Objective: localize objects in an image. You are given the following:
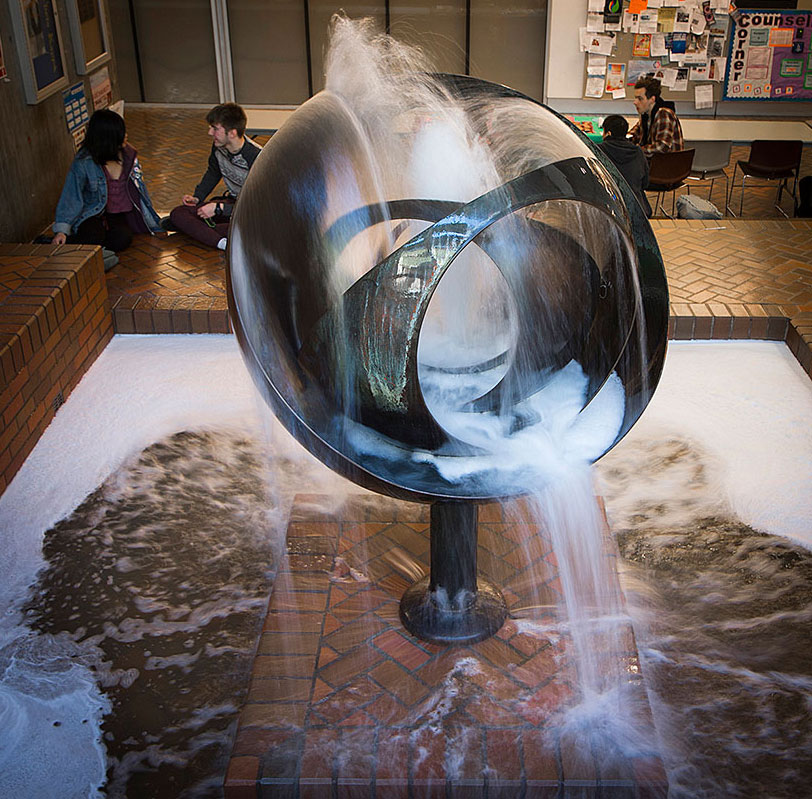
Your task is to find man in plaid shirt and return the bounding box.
[629,77,684,155]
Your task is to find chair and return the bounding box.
[646,148,695,218]
[727,140,803,218]
[684,139,732,211]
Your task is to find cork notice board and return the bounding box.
[581,0,732,105]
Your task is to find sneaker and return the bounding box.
[159,216,177,232]
[102,249,119,272]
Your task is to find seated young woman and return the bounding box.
[51,109,162,262]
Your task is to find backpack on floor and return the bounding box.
[676,194,722,220]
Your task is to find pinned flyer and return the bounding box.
[650,32,668,56]
[586,34,614,55]
[690,6,707,34]
[639,10,659,32]
[709,57,726,81]
[694,83,714,108]
[585,75,605,98]
[605,62,627,92]
[660,67,679,87]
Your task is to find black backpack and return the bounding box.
[796,176,812,218]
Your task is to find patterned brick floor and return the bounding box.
[107,108,812,375]
[0,248,49,304]
[225,493,665,798]
[104,109,809,797]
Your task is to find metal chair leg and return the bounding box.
[739,173,747,217]
[726,164,738,217]
[775,177,791,218]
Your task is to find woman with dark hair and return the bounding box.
[51,109,161,267]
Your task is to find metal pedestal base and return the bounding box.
[400,576,508,644]
[399,500,508,645]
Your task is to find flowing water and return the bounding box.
[598,438,812,799]
[1,338,810,797]
[19,432,275,798]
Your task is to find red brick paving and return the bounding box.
[103,109,812,376]
[0,244,113,494]
[225,494,664,798]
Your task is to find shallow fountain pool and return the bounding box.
[0,336,810,797]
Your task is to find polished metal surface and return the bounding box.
[227,75,668,504]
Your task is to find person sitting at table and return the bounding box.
[629,77,684,156]
[51,109,162,269]
[597,114,652,218]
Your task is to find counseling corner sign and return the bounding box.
[724,9,812,100]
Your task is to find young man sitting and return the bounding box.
[166,103,261,250]
[629,77,684,156]
[597,114,652,217]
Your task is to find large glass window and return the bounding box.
[389,0,467,76]
[228,0,310,105]
[131,0,219,103]
[108,0,547,105]
[470,0,546,101]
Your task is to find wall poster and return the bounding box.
[7,0,69,103]
[725,9,812,100]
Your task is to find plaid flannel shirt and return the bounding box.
[629,107,684,155]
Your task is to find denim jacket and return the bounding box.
[53,145,162,235]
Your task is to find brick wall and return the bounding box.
[0,244,113,495]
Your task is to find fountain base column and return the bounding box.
[399,501,508,644]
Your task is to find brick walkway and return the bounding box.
[225,493,666,798]
[107,107,812,377]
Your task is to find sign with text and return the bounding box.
[724,9,812,99]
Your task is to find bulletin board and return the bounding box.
[581,0,733,108]
[724,9,812,100]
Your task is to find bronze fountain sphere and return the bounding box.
[227,76,668,644]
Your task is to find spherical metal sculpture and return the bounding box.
[227,75,668,644]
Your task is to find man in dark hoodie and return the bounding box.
[629,77,684,155]
[598,115,652,217]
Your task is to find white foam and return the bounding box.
[0,335,264,799]
[606,341,812,547]
[0,336,811,795]
[0,335,261,611]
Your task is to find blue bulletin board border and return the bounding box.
[724,8,812,101]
